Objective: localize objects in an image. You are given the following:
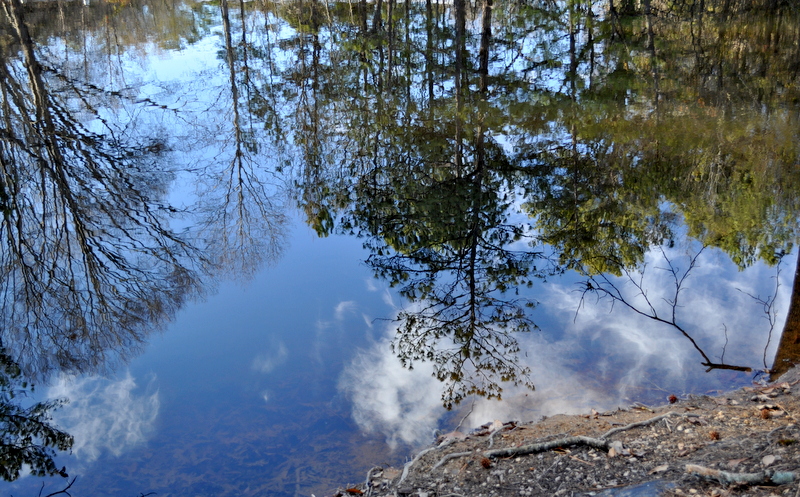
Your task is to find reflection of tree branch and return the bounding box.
[578,248,752,373]
[40,477,76,497]
[736,256,783,369]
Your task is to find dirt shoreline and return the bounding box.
[331,367,800,497]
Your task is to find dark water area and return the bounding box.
[0,0,799,495]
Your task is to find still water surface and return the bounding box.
[1,0,799,495]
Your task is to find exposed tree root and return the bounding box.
[686,464,796,485]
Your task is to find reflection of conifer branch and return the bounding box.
[577,247,752,373]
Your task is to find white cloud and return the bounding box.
[365,278,379,292]
[47,372,159,462]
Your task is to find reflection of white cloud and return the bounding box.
[339,334,444,449]
[334,301,357,321]
[340,322,613,448]
[365,278,379,292]
[47,372,159,462]
[251,342,288,373]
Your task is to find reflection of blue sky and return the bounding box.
[7,217,397,496]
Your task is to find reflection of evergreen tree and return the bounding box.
[0,345,72,482]
[516,1,800,274]
[348,152,547,408]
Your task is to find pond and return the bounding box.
[1,0,799,495]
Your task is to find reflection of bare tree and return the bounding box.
[195,0,287,278]
[0,0,205,376]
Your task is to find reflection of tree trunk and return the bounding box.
[644,0,654,51]
[221,0,244,161]
[645,0,659,110]
[567,2,577,97]
[404,0,411,118]
[586,5,595,90]
[478,0,491,92]
[772,250,800,377]
[371,0,383,33]
[425,0,434,111]
[359,0,367,32]
[387,0,394,91]
[453,0,465,172]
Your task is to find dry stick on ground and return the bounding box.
[432,451,476,470]
[399,446,438,486]
[364,466,383,495]
[601,411,700,439]
[686,464,796,485]
[488,423,517,448]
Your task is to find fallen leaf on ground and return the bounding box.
[726,458,747,469]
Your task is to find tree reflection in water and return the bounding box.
[0,0,208,378]
[1,0,800,488]
[288,0,800,407]
[0,0,286,481]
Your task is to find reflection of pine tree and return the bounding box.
[349,147,551,408]
[0,345,73,481]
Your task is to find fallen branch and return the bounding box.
[485,435,609,459]
[686,464,796,485]
[601,411,700,439]
[427,411,705,472]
